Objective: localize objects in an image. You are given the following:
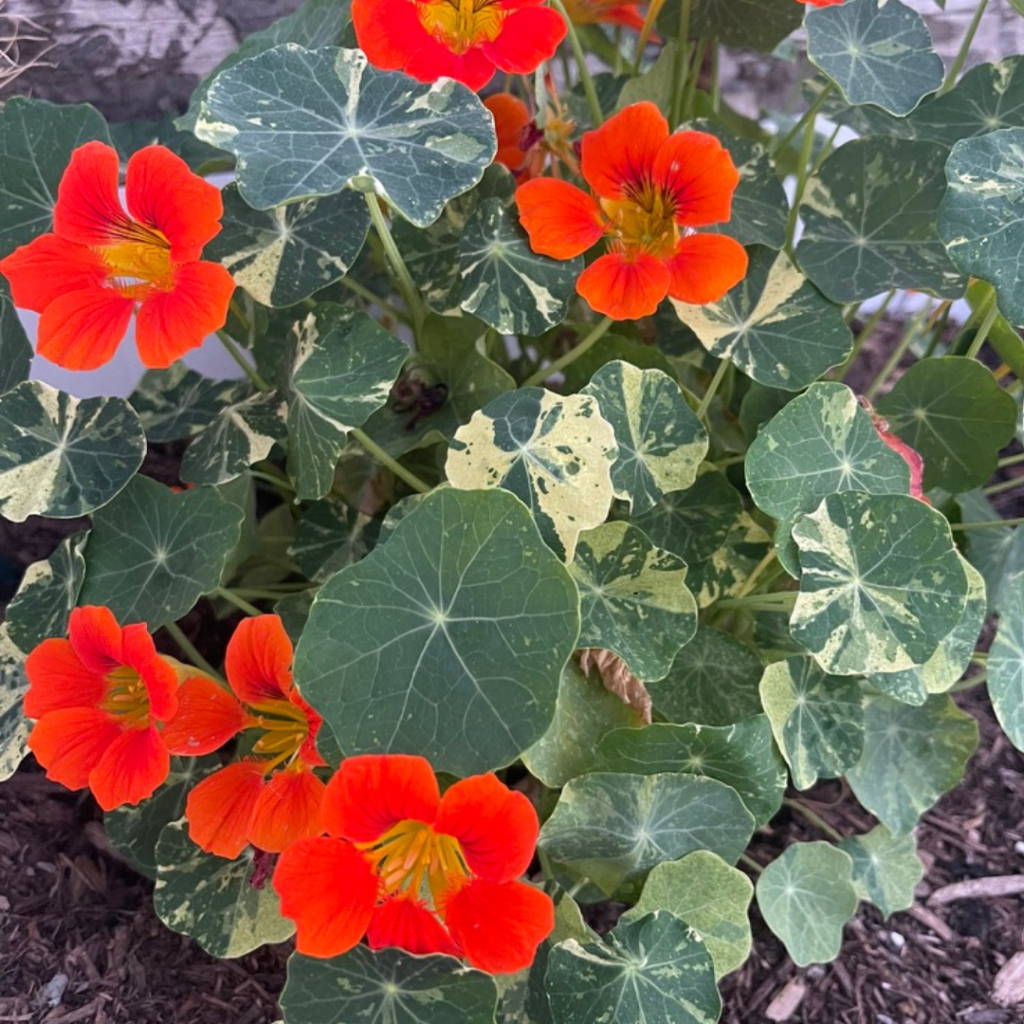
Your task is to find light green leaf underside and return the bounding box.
[987,584,1024,753]
[0,626,29,783]
[839,826,924,918]
[0,281,32,395]
[130,365,250,443]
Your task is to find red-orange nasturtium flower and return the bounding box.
[273,754,555,974]
[561,0,646,30]
[796,0,846,7]
[352,0,568,92]
[24,606,180,811]
[515,101,749,320]
[161,615,327,859]
[0,141,234,372]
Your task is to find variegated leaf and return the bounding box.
[0,625,29,783]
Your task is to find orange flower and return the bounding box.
[797,0,846,6]
[485,83,579,182]
[0,142,234,372]
[24,606,180,811]
[561,0,646,29]
[352,0,567,92]
[162,615,327,858]
[273,754,555,974]
[485,94,537,176]
[515,102,749,320]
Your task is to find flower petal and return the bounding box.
[28,707,121,790]
[125,145,224,264]
[0,234,108,313]
[36,286,134,371]
[321,754,440,842]
[482,7,567,76]
[580,101,669,201]
[273,837,378,958]
[435,774,539,884]
[665,233,748,306]
[24,639,105,719]
[186,761,266,859]
[88,724,170,810]
[654,131,741,228]
[120,623,179,721]
[247,768,326,853]
[515,178,605,260]
[367,896,461,957]
[406,43,497,91]
[353,0,434,71]
[134,261,234,369]
[485,94,532,172]
[224,614,294,706]
[161,676,247,756]
[68,606,125,673]
[444,879,555,974]
[52,141,132,247]
[576,250,670,320]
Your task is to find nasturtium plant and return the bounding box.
[2,1,1023,1021]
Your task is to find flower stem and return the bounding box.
[163,621,221,681]
[696,358,730,420]
[783,798,844,843]
[551,0,604,127]
[213,586,264,617]
[364,191,427,334]
[670,0,694,128]
[350,427,432,495]
[216,331,271,392]
[522,316,615,388]
[998,452,1024,469]
[965,295,1000,360]
[942,0,990,93]
[770,81,834,157]
[785,110,818,254]
[632,0,668,73]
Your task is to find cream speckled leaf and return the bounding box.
[621,853,753,979]
[987,583,1024,753]
[130,365,250,443]
[0,281,31,395]
[805,0,943,116]
[839,826,923,919]
[206,183,370,307]
[756,842,858,967]
[0,382,146,522]
[746,382,912,576]
[446,388,617,560]
[759,656,865,791]
[195,46,496,227]
[847,694,978,835]
[791,492,968,675]
[154,820,294,958]
[582,361,707,516]
[670,247,851,392]
[546,912,721,1024]
[0,626,29,783]
[569,522,697,683]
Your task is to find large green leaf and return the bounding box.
[568,522,697,683]
[756,842,858,967]
[130,365,250,443]
[581,361,708,515]
[746,382,911,575]
[939,127,1024,326]
[593,717,786,827]
[545,912,721,1024]
[797,138,964,302]
[0,281,31,395]
[805,0,943,116]
[0,97,112,258]
[847,694,978,835]
[154,821,294,958]
[0,626,29,783]
[759,656,865,790]
[295,487,579,776]
[538,772,755,897]
[446,388,617,560]
[688,0,801,52]
[620,853,753,980]
[839,826,923,918]
[876,357,1018,493]
[670,247,851,391]
[195,47,496,228]
[79,475,245,628]
[282,946,499,1024]
[206,183,370,307]
[987,584,1024,753]
[0,382,146,522]
[791,492,968,675]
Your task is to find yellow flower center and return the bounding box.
[561,0,631,23]
[248,698,311,774]
[601,185,679,258]
[416,0,507,54]
[102,666,152,726]
[97,223,175,299]
[359,819,470,906]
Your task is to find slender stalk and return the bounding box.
[338,275,408,322]
[551,0,604,127]
[632,0,668,72]
[522,316,615,387]
[247,469,295,496]
[998,452,1024,469]
[696,359,730,420]
[670,0,694,128]
[715,591,797,611]
[983,475,1024,498]
[214,586,264,617]
[739,853,764,874]
[942,0,991,93]
[864,310,927,401]
[350,427,432,494]
[783,798,844,843]
[965,298,1000,360]
[232,586,316,602]
[951,516,1024,531]
[735,550,778,599]
[710,40,721,114]
[164,621,221,681]
[770,82,834,157]
[785,112,817,253]
[364,192,427,333]
[216,331,271,391]
[838,290,897,381]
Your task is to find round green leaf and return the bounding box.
[875,356,1018,493]
[282,946,499,1024]
[0,625,29,783]
[839,826,924,919]
[582,361,708,515]
[688,0,801,52]
[154,820,294,958]
[195,46,496,228]
[538,772,755,897]
[80,474,245,628]
[130,365,250,443]
[939,127,1024,326]
[445,388,617,560]
[568,522,697,683]
[847,694,978,835]
[0,382,146,522]
[746,382,911,575]
[756,842,858,967]
[791,492,968,675]
[670,247,851,391]
[593,717,787,827]
[759,656,865,791]
[295,487,580,776]
[0,280,32,395]
[621,852,754,979]
[987,584,1024,753]
[207,183,370,307]
[805,0,943,116]
[546,911,721,1024]
[797,138,964,303]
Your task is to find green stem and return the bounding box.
[364,191,427,333]
[232,586,315,602]
[632,0,667,73]
[785,111,817,254]
[710,40,721,114]
[247,469,295,496]
[339,275,408,323]
[998,452,1024,469]
[739,853,764,875]
[214,587,264,617]
[670,0,694,128]
[951,516,1024,531]
[864,311,926,402]
[965,296,1000,360]
[715,591,797,611]
[770,81,835,157]
[837,290,897,381]
[350,427,432,494]
[216,331,271,391]
[735,550,778,599]
[551,0,604,127]
[983,475,1024,498]
[783,798,844,843]
[522,316,614,387]
[696,358,730,420]
[942,0,991,93]
[163,621,221,681]
[681,38,707,123]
